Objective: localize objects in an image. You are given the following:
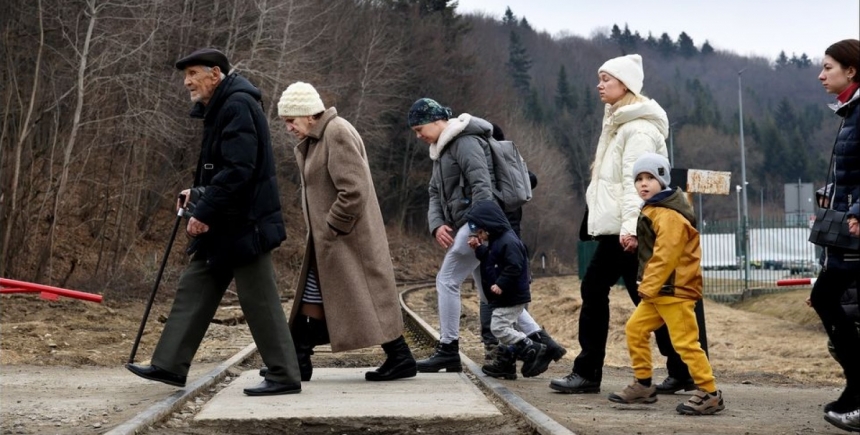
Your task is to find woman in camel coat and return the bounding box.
[277,81,416,382]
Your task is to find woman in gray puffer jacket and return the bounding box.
[406,98,561,373]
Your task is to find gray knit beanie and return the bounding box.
[632,153,671,188]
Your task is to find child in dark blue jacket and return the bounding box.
[465,200,554,379]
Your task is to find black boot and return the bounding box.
[482,345,517,380]
[295,342,314,382]
[514,338,552,378]
[295,315,328,382]
[259,315,329,379]
[528,329,567,362]
[416,340,462,373]
[366,335,418,381]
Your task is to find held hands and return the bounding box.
[435,224,455,249]
[620,234,638,253]
[491,284,502,295]
[467,235,481,249]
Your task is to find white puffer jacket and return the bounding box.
[585,98,669,237]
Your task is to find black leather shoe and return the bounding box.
[655,376,696,394]
[549,372,600,394]
[243,379,302,396]
[126,363,186,387]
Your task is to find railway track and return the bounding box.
[104,281,573,435]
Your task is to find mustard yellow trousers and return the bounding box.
[625,296,716,393]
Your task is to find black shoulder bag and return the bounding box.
[808,129,860,251]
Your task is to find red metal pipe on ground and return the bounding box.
[776,278,816,287]
[0,278,103,303]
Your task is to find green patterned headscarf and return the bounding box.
[407,98,452,127]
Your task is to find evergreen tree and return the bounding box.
[610,24,622,44]
[797,53,812,68]
[789,53,800,67]
[677,32,697,57]
[519,17,532,31]
[555,64,576,112]
[621,24,636,52]
[775,51,789,69]
[525,87,544,122]
[506,30,533,95]
[502,6,516,25]
[701,40,714,55]
[658,32,675,57]
[644,32,658,49]
[583,84,597,115]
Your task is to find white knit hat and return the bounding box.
[278,82,325,117]
[598,54,644,96]
[633,152,671,188]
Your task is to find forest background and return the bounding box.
[0,0,836,298]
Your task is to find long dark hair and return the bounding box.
[825,39,860,83]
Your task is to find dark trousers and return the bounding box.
[152,252,301,384]
[480,301,498,345]
[572,237,698,383]
[811,266,860,398]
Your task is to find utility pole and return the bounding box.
[738,69,750,291]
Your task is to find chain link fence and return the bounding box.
[577,217,819,303]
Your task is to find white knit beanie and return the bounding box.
[633,152,671,188]
[598,54,644,96]
[278,82,325,117]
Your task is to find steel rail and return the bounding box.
[106,280,574,434]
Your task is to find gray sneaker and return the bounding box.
[824,408,860,432]
[676,389,725,415]
[608,381,658,404]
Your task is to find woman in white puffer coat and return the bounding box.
[551,54,701,396]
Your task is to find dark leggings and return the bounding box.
[811,266,860,400]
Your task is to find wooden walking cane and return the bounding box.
[127,194,186,365]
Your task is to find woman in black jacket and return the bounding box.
[811,38,860,432]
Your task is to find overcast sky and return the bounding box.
[456,0,860,60]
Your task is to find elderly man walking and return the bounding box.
[126,48,302,396]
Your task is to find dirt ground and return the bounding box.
[0,276,850,434]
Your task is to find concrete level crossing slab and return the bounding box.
[195,367,501,431]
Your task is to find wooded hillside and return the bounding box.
[0,0,837,294]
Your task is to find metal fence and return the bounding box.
[577,217,818,302]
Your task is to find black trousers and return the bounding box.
[572,237,700,383]
[811,266,860,400]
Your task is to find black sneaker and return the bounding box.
[655,376,696,394]
[549,372,600,394]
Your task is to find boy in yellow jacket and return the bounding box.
[608,153,725,415]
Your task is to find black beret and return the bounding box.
[175,48,230,75]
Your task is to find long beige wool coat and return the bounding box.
[289,107,403,352]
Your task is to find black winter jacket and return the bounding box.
[186,73,286,268]
[465,200,530,308]
[822,89,860,270]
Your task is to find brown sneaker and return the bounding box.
[676,389,725,415]
[608,381,658,404]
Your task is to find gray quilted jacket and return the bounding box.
[427,114,495,233]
